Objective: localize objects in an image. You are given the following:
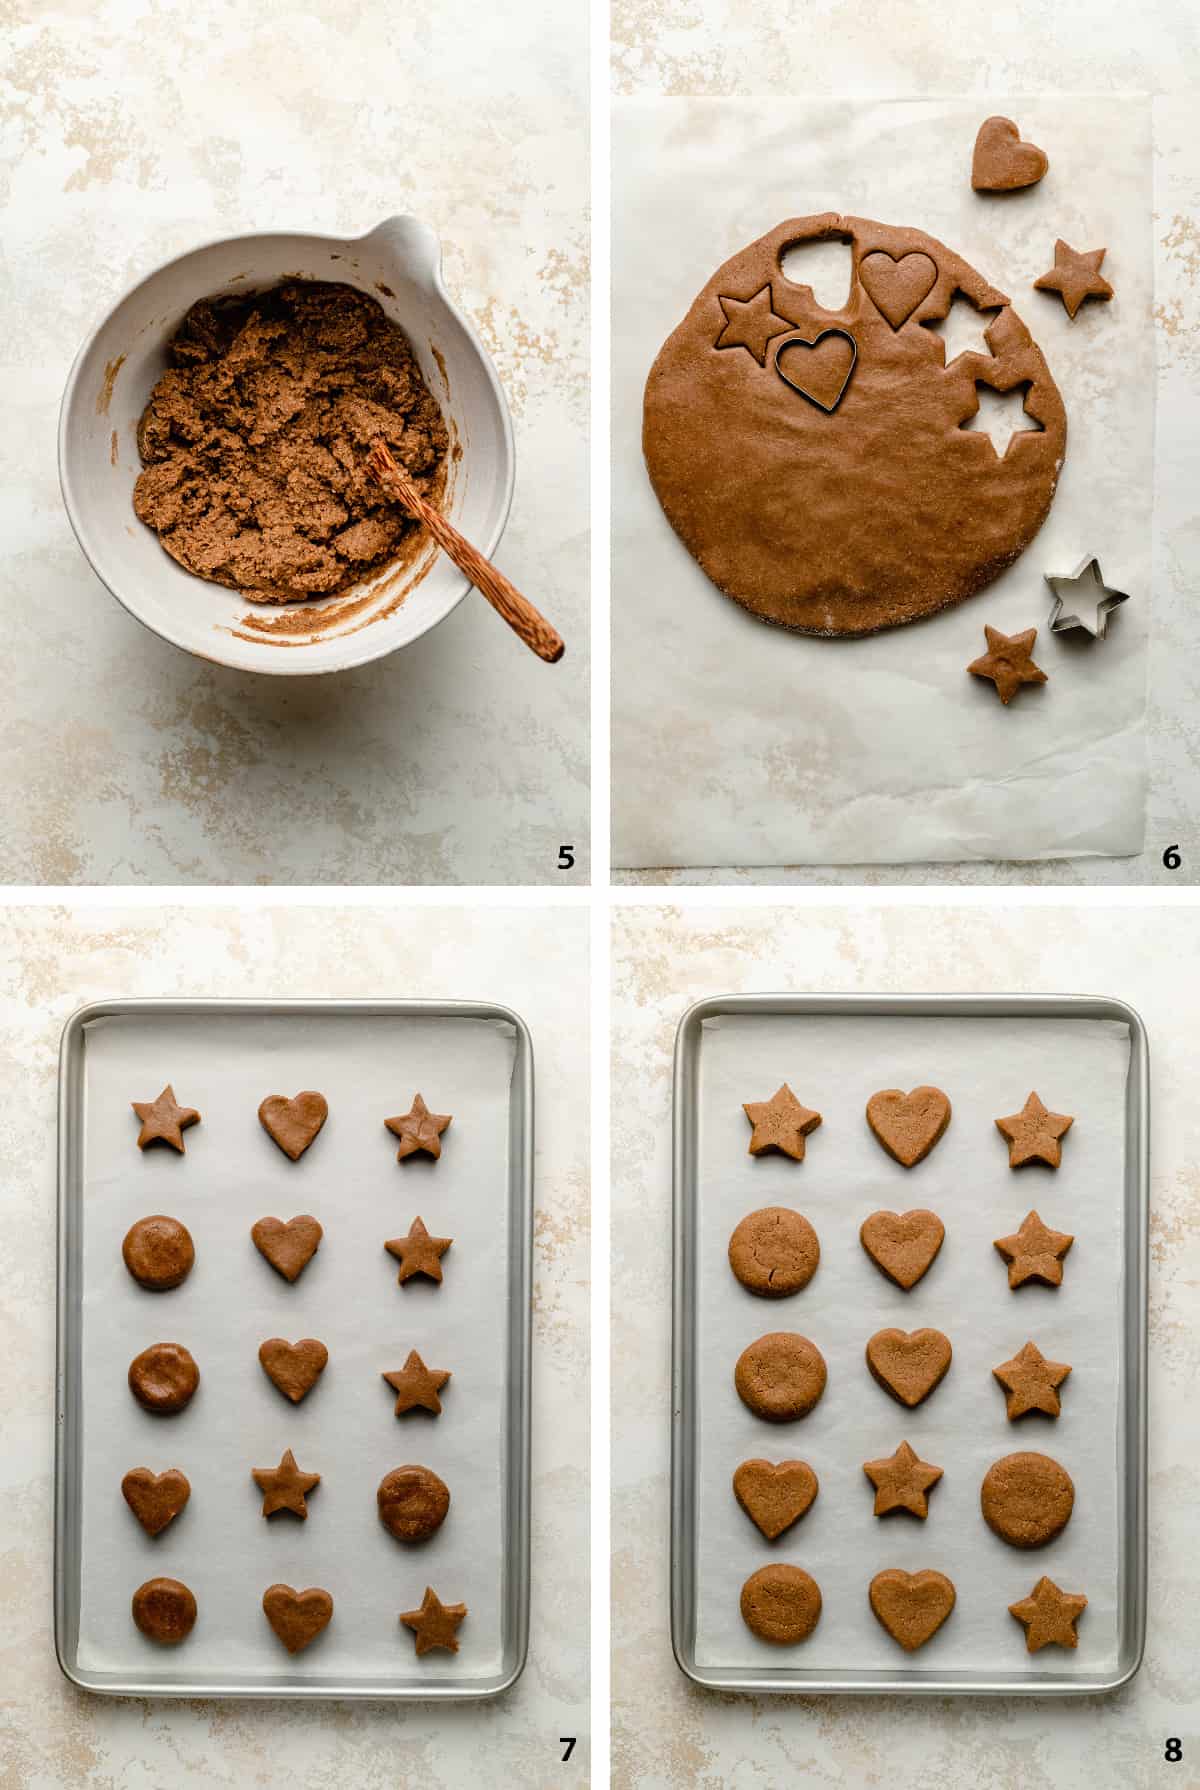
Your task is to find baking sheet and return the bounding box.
[677,1006,1139,1687]
[58,1003,529,1697]
[612,96,1152,868]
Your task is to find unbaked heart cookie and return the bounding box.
[262,1584,333,1654]
[732,1459,819,1539]
[251,1215,323,1283]
[860,1210,945,1289]
[259,1092,328,1161]
[972,116,1048,193]
[121,1467,191,1537]
[869,1568,956,1651]
[644,214,1066,634]
[866,1327,952,1407]
[866,1086,951,1166]
[259,1337,328,1403]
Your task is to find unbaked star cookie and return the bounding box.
[399,1586,467,1656]
[743,1084,822,1161]
[993,1211,1074,1288]
[131,1086,201,1153]
[251,1448,320,1519]
[968,625,1048,705]
[1034,241,1113,320]
[996,1091,1074,1167]
[993,1339,1072,1418]
[382,1350,451,1416]
[862,1440,943,1518]
[385,1217,453,1285]
[1008,1575,1088,1650]
[385,1094,452,1161]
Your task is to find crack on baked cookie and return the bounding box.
[959,380,1044,459]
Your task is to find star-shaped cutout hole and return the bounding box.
[714,285,795,365]
[399,1585,467,1656]
[995,1091,1074,1167]
[385,1093,452,1161]
[967,626,1048,706]
[382,1349,451,1416]
[862,1439,943,1518]
[1034,240,1113,319]
[742,1083,823,1161]
[131,1084,201,1153]
[1009,1576,1088,1651]
[993,1340,1072,1418]
[251,1447,321,1519]
[1046,556,1130,639]
[960,380,1044,458]
[926,293,1000,365]
[385,1216,453,1286]
[993,1210,1075,1289]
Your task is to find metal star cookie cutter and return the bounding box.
[1045,555,1130,639]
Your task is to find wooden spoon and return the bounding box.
[365,439,564,663]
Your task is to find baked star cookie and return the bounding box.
[993,1339,1071,1418]
[1008,1575,1088,1650]
[643,215,1067,635]
[862,1440,943,1518]
[993,1210,1074,1288]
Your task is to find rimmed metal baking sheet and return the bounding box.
[56,998,532,1700]
[671,993,1147,1696]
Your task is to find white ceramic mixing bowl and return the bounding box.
[58,217,514,675]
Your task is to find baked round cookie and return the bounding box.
[128,1342,200,1414]
[131,1576,196,1644]
[728,1207,819,1296]
[644,214,1067,635]
[377,1464,450,1541]
[122,1216,195,1290]
[980,1451,1075,1548]
[735,1332,827,1421]
[739,1563,822,1644]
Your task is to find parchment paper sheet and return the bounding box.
[612,97,1152,868]
[73,1010,517,1687]
[689,1013,1130,1678]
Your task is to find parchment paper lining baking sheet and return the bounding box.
[612,97,1152,868]
[72,1009,515,1688]
[690,1013,1128,1677]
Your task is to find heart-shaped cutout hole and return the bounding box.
[866,1327,952,1408]
[859,250,938,329]
[774,329,857,413]
[121,1467,191,1536]
[259,1092,328,1161]
[869,1568,956,1650]
[251,1215,323,1283]
[866,1087,951,1167]
[733,1459,819,1539]
[259,1337,329,1404]
[262,1583,333,1654]
[860,1210,946,1289]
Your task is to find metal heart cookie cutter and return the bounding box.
[1045,555,1131,639]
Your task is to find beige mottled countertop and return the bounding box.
[0,902,589,1786]
[611,901,1198,1788]
[2,0,588,885]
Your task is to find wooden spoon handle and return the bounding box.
[366,440,564,664]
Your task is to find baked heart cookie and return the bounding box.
[644,215,1066,635]
[869,1568,956,1651]
[860,1210,945,1290]
[732,1458,819,1538]
[866,1327,952,1408]
[866,1087,951,1166]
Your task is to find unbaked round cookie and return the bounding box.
[122,1216,195,1290]
[377,1464,450,1541]
[131,1576,197,1644]
[735,1332,827,1421]
[739,1563,822,1644]
[644,214,1067,635]
[128,1342,200,1414]
[981,1451,1075,1547]
[728,1207,819,1296]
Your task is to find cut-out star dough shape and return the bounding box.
[385,1094,452,1161]
[993,1339,1072,1418]
[399,1585,467,1656]
[862,1439,943,1518]
[131,1085,201,1153]
[993,1211,1075,1289]
[1046,556,1130,639]
[1009,1575,1088,1651]
[382,1349,451,1416]
[251,1448,321,1519]
[743,1084,822,1161]
[967,625,1048,705]
[385,1217,453,1285]
[996,1091,1074,1167]
[714,285,794,365]
[1034,240,1113,319]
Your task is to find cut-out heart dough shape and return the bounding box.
[251,1215,323,1283]
[860,1210,946,1290]
[733,1459,819,1540]
[859,251,938,329]
[259,1092,328,1161]
[866,1327,953,1407]
[259,1337,329,1404]
[866,1086,952,1167]
[262,1584,334,1654]
[972,116,1048,193]
[869,1568,956,1651]
[774,330,856,413]
[121,1467,191,1537]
